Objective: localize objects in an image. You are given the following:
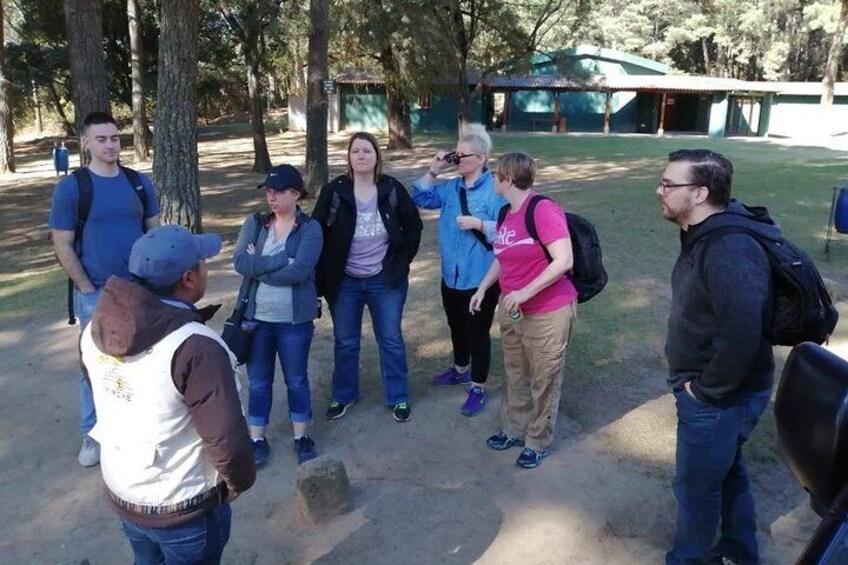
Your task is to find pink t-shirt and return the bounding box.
[494,193,578,315]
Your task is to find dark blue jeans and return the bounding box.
[246,321,314,425]
[330,272,409,406]
[120,503,232,565]
[666,388,772,565]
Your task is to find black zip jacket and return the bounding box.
[312,174,423,303]
[666,199,780,403]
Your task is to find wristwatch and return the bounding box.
[427,168,439,179]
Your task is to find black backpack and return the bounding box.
[66,166,148,324]
[497,194,608,303]
[703,226,838,346]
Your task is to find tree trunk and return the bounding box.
[458,68,471,128]
[32,80,43,134]
[268,74,279,108]
[822,0,848,105]
[63,0,111,165]
[386,86,412,150]
[305,0,329,194]
[381,44,412,150]
[0,0,15,174]
[701,37,712,76]
[246,55,272,173]
[153,0,202,232]
[128,0,150,161]
[46,80,76,136]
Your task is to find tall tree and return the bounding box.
[432,0,572,123]
[153,0,202,232]
[127,0,150,160]
[822,0,848,105]
[348,0,428,149]
[218,0,277,173]
[63,0,111,164]
[305,0,328,193]
[0,0,15,173]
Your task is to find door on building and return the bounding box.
[726,96,763,136]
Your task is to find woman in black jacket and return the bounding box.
[312,132,423,422]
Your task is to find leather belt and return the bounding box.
[107,484,222,515]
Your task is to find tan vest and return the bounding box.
[81,321,241,507]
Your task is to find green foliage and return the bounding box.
[570,0,846,81]
[2,0,847,132]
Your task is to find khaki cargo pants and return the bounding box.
[498,300,576,452]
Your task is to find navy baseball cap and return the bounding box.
[258,164,306,196]
[129,225,222,288]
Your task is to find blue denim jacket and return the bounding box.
[411,170,507,290]
[233,209,323,324]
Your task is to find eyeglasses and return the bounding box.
[657,181,700,195]
[457,153,480,161]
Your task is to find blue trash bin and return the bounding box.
[835,186,848,234]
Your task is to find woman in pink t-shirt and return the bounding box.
[470,152,577,469]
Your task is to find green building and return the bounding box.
[308,45,848,138]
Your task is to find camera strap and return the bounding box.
[458,186,492,251]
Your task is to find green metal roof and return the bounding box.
[528,45,671,74]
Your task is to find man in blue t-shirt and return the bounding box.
[48,111,161,468]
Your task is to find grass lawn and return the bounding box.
[2,131,846,466]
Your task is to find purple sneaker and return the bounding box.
[432,367,471,386]
[461,386,486,416]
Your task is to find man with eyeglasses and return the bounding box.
[659,149,779,565]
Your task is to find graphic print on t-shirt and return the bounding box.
[354,210,388,238]
[493,225,534,253]
[346,194,390,278]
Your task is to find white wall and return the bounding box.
[768,100,848,138]
[287,94,340,132]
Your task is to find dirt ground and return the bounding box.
[0,128,824,564]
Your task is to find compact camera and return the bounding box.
[442,152,461,166]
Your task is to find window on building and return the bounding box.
[418,93,432,109]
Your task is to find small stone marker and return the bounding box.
[295,455,353,522]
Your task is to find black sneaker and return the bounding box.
[252,438,270,467]
[392,402,411,422]
[486,431,525,451]
[294,435,317,465]
[327,400,354,420]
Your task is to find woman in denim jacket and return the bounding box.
[411,123,506,416]
[233,164,323,467]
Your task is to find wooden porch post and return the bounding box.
[503,91,511,131]
[658,92,668,135]
[553,93,561,133]
[603,92,612,135]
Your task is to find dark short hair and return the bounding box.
[668,149,734,207]
[82,112,117,135]
[346,132,382,183]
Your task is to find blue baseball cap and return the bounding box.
[129,225,222,288]
[258,164,306,196]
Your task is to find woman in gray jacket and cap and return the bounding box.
[233,164,323,467]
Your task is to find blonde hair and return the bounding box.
[459,123,492,158]
[495,152,536,190]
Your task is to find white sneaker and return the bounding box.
[78,435,100,467]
